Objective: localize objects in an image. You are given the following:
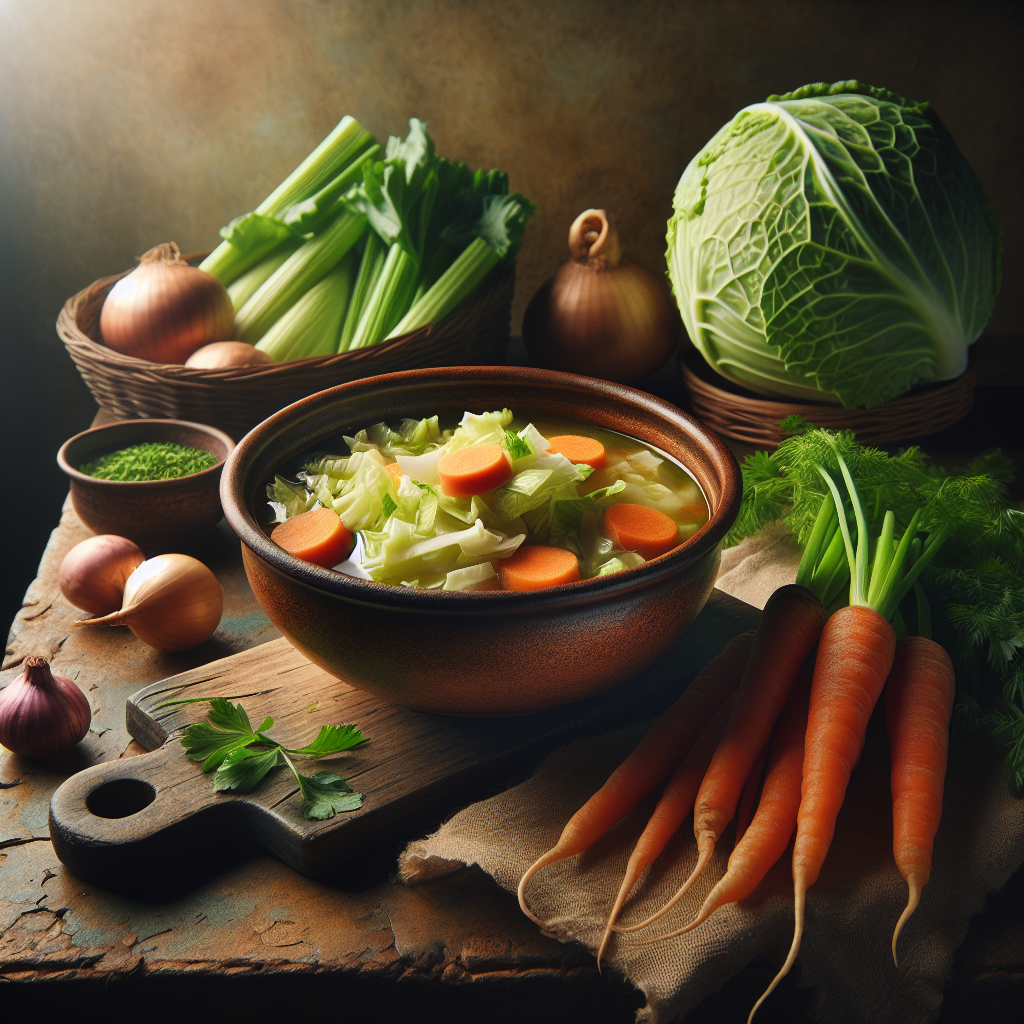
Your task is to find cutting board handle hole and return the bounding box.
[86,779,156,819]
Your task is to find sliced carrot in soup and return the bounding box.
[499,545,580,590]
[603,503,679,559]
[438,443,512,497]
[271,507,354,568]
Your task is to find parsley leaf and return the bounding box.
[180,723,257,771]
[503,430,532,461]
[296,771,364,820]
[208,697,254,733]
[181,699,268,770]
[284,723,366,757]
[212,746,284,792]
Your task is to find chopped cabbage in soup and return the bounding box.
[266,409,710,590]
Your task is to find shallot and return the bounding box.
[0,657,91,760]
[59,534,144,615]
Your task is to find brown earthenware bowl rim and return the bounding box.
[57,419,236,489]
[221,365,741,610]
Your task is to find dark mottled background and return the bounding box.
[1,0,1021,628]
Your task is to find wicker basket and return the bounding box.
[679,348,976,447]
[58,256,515,440]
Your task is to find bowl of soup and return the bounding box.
[220,366,741,716]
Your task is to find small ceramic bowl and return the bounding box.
[58,419,235,551]
[220,366,741,717]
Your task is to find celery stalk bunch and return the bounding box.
[200,117,534,362]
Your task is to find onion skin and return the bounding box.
[0,657,91,760]
[184,341,275,369]
[523,209,679,382]
[100,243,235,365]
[59,535,145,615]
[74,553,223,652]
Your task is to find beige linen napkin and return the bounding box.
[399,528,1024,1023]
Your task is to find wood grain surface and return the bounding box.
[50,592,760,885]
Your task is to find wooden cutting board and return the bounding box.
[49,590,758,888]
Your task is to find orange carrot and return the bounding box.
[597,696,735,963]
[547,434,607,469]
[665,585,825,914]
[498,545,580,591]
[385,461,405,487]
[646,661,812,943]
[517,629,756,925]
[751,604,895,1021]
[748,445,948,1021]
[603,503,680,560]
[734,737,772,847]
[270,507,354,568]
[885,635,954,965]
[437,442,511,497]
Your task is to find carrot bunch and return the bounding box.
[517,432,960,1018]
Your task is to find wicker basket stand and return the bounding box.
[58,258,514,441]
[679,348,977,448]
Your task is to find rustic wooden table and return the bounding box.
[2,360,1021,1023]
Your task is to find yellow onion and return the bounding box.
[100,243,235,364]
[522,209,679,382]
[59,534,145,615]
[0,657,91,760]
[184,341,275,369]
[74,554,223,652]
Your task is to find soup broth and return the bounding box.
[265,409,710,590]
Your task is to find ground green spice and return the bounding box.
[79,441,218,481]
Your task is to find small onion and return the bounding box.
[73,553,223,652]
[100,242,235,364]
[0,656,91,760]
[184,341,275,369]
[59,534,145,615]
[522,209,679,382]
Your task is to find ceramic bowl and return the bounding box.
[220,366,741,717]
[58,419,235,551]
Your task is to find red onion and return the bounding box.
[59,535,145,615]
[0,657,91,760]
[100,242,235,364]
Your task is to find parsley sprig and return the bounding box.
[181,698,367,819]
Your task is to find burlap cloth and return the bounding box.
[399,525,1024,1023]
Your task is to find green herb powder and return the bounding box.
[80,442,218,481]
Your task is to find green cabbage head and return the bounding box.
[667,81,1001,408]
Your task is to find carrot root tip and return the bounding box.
[598,875,638,969]
[749,880,805,1024]
[891,877,923,968]
[517,847,565,926]
[633,907,711,946]
[615,839,716,935]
